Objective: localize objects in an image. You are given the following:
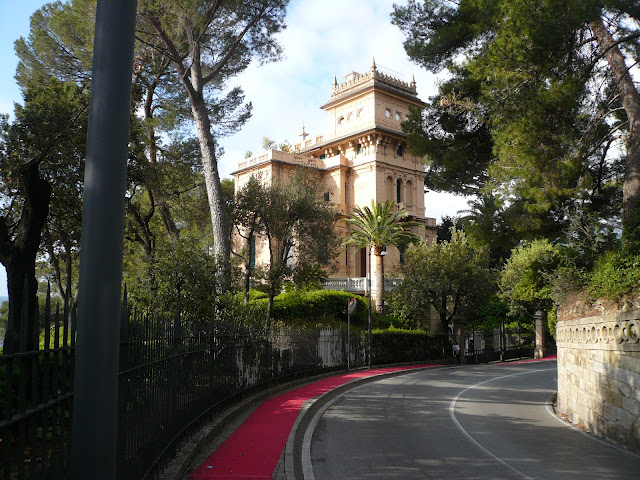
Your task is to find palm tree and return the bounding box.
[344,200,420,313]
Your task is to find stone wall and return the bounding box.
[556,311,640,454]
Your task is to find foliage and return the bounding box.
[344,200,420,312]
[458,193,516,267]
[124,236,218,327]
[343,200,420,250]
[548,307,557,341]
[0,77,88,353]
[0,300,7,341]
[499,239,563,317]
[137,0,291,283]
[436,215,457,243]
[393,0,636,243]
[252,290,368,328]
[233,168,339,319]
[467,294,509,331]
[394,229,493,332]
[588,249,640,302]
[402,66,492,196]
[371,328,447,364]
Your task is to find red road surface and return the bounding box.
[190,365,437,479]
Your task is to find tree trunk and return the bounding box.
[0,161,51,354]
[189,93,231,290]
[243,267,252,304]
[590,18,640,244]
[440,296,449,333]
[374,247,384,314]
[267,284,275,328]
[145,79,179,242]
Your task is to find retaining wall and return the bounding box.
[556,310,640,454]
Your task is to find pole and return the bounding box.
[367,245,372,369]
[347,310,350,370]
[71,1,137,478]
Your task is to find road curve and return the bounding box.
[306,361,640,480]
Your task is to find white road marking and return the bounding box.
[448,367,556,480]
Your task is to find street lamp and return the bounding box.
[367,225,391,369]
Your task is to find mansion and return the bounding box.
[232,60,437,295]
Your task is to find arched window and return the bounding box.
[396,179,403,203]
[386,176,394,201]
[406,180,414,205]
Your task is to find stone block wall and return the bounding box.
[556,311,640,454]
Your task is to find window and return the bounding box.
[406,180,414,204]
[395,112,401,121]
[399,245,406,265]
[319,154,326,159]
[324,191,330,202]
[249,236,256,268]
[385,108,391,118]
[396,179,402,203]
[396,145,403,157]
[386,176,394,201]
[357,144,363,154]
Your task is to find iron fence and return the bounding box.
[464,325,535,364]
[3,285,536,480]
[0,288,75,480]
[116,307,368,480]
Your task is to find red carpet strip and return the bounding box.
[190,365,436,479]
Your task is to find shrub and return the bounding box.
[589,249,640,301]
[371,327,447,364]
[252,290,368,327]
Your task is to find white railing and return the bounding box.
[321,277,402,293]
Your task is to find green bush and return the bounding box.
[589,249,640,301]
[252,290,368,327]
[371,327,447,364]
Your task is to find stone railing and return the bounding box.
[556,310,640,454]
[293,135,324,153]
[237,150,319,171]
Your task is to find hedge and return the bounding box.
[372,328,448,364]
[253,290,369,327]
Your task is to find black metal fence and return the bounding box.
[2,289,369,480]
[464,325,535,364]
[0,289,75,480]
[116,307,368,480]
[3,286,536,480]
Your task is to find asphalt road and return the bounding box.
[305,361,640,480]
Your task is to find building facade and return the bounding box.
[232,60,437,288]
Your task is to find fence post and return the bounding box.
[70,0,138,478]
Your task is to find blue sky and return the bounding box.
[0,0,471,297]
